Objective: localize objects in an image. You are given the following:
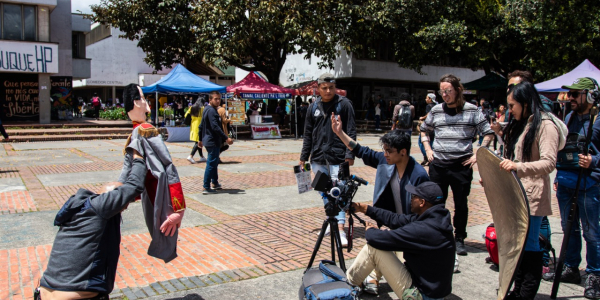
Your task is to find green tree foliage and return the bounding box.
[91,0,366,84]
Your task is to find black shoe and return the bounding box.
[585,274,600,299]
[561,265,582,284]
[203,188,217,194]
[212,183,222,190]
[455,237,467,256]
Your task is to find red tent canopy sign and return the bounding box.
[227,72,295,99]
[295,80,347,97]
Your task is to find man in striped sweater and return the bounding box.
[419,74,494,256]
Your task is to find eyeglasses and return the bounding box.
[381,146,397,154]
[438,89,454,96]
[567,91,583,98]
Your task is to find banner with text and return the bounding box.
[0,41,59,74]
[241,93,291,99]
[0,73,39,121]
[251,125,282,139]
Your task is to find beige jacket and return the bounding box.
[513,113,559,216]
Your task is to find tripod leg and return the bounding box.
[330,219,347,272]
[306,219,330,272]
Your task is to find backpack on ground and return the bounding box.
[485,223,499,265]
[92,97,101,107]
[299,260,359,300]
[396,103,412,129]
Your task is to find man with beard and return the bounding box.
[551,77,600,299]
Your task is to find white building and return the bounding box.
[74,25,235,104]
[0,0,92,123]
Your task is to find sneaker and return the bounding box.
[454,254,460,273]
[202,188,217,194]
[561,265,582,284]
[198,157,207,162]
[585,273,600,299]
[455,237,467,256]
[212,183,223,190]
[187,156,197,164]
[542,265,551,277]
[317,225,331,237]
[362,275,379,295]
[339,231,348,248]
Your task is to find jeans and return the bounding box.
[311,163,345,225]
[418,135,427,159]
[375,115,381,129]
[540,216,551,265]
[428,163,473,238]
[203,146,221,189]
[525,216,542,252]
[557,184,600,274]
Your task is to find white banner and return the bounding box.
[251,125,282,139]
[0,41,59,73]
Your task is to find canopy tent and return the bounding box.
[227,72,295,99]
[294,80,347,97]
[141,64,227,94]
[463,72,508,90]
[535,59,600,92]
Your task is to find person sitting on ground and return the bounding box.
[346,181,455,300]
[36,149,146,300]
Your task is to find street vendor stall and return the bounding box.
[141,64,226,142]
[226,72,296,139]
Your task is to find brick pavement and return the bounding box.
[0,137,537,300]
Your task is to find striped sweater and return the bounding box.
[420,102,494,165]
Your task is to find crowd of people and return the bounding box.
[33,70,600,300]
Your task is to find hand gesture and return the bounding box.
[330,113,342,136]
[462,154,477,168]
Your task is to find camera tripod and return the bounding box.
[305,200,349,272]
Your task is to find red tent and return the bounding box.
[295,80,347,97]
[227,72,296,96]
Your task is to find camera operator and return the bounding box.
[346,181,455,300]
[552,77,600,299]
[300,73,356,247]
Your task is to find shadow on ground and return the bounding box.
[165,294,206,300]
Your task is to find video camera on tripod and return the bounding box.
[311,161,369,217]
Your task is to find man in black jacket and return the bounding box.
[346,181,455,300]
[300,73,356,246]
[200,91,233,194]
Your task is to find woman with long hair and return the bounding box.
[186,100,206,163]
[497,81,559,300]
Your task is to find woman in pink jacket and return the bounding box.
[499,81,560,300]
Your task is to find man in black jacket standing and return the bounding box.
[346,181,455,300]
[300,73,356,247]
[200,91,233,194]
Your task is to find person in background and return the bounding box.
[375,102,382,131]
[387,100,394,125]
[186,100,206,164]
[418,94,437,166]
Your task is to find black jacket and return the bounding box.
[200,105,228,148]
[365,204,455,298]
[300,95,356,164]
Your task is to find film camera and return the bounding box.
[311,161,369,217]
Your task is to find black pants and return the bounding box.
[94,106,100,119]
[428,162,473,238]
[190,142,204,157]
[0,123,7,139]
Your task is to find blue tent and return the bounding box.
[141,64,226,94]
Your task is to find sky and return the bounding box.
[72,0,100,15]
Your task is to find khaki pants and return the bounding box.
[346,244,412,297]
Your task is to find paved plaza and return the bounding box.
[0,135,588,299]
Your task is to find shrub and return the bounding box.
[99,107,129,120]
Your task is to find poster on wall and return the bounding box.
[251,125,282,139]
[0,73,39,121]
[50,76,72,107]
[228,100,246,125]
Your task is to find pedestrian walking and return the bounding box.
[375,103,382,131]
[186,100,206,164]
[0,113,9,142]
[391,93,415,134]
[91,93,102,120]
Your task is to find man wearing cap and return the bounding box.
[300,73,357,247]
[346,181,455,300]
[391,92,415,133]
[551,77,600,299]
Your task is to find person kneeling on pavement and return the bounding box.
[346,181,455,300]
[35,149,147,300]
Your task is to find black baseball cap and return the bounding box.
[406,181,444,205]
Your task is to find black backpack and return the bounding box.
[184,112,192,126]
[299,260,359,300]
[396,103,412,129]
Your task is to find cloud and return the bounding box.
[72,0,101,14]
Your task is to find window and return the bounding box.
[1,4,37,41]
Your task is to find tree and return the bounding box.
[349,0,600,81]
[91,0,367,84]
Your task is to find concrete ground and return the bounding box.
[0,135,588,300]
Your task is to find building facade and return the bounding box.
[0,0,91,123]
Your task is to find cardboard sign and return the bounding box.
[251,125,281,139]
[228,100,246,125]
